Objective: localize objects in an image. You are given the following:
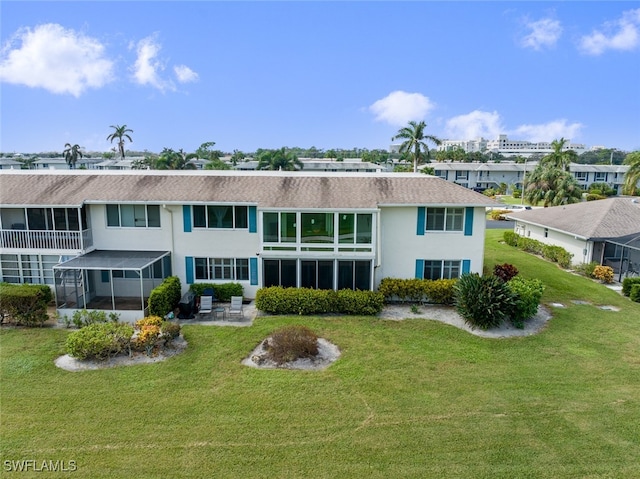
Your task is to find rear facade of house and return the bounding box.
[0,170,495,321]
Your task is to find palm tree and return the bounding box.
[156,148,197,170]
[540,138,576,172]
[392,121,441,173]
[622,151,640,196]
[63,143,83,169]
[256,148,303,171]
[106,125,133,161]
[524,164,582,207]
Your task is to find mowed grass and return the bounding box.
[2,231,640,478]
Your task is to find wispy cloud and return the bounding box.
[174,64,199,83]
[444,111,504,140]
[512,119,583,143]
[579,8,640,55]
[520,17,563,51]
[369,91,435,127]
[0,23,114,97]
[131,34,175,92]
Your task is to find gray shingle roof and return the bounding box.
[0,170,497,209]
[507,198,640,240]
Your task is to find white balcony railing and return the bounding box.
[0,229,92,251]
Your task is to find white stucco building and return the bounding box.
[0,170,496,321]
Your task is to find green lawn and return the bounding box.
[2,231,640,478]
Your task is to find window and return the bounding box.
[193,205,248,229]
[263,259,297,288]
[263,212,373,245]
[263,259,372,290]
[106,204,160,228]
[575,171,587,181]
[423,260,461,280]
[337,260,371,290]
[338,213,372,244]
[301,260,334,289]
[1,254,59,285]
[426,208,464,232]
[263,212,296,243]
[455,171,469,180]
[194,258,249,281]
[301,213,333,243]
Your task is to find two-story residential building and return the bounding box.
[0,170,496,321]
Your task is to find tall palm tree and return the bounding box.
[63,143,83,169]
[106,125,133,161]
[541,138,575,172]
[392,121,441,173]
[524,164,582,207]
[622,151,640,196]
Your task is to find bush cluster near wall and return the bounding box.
[622,277,640,302]
[255,287,384,316]
[503,231,573,268]
[0,283,52,326]
[189,283,243,301]
[377,278,456,305]
[148,276,182,317]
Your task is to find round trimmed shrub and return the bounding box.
[264,325,319,365]
[65,322,134,360]
[454,273,516,330]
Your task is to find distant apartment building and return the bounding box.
[434,135,587,158]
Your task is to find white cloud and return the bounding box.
[0,23,114,97]
[512,119,583,143]
[369,91,435,127]
[579,8,640,55]
[174,64,198,83]
[521,17,563,50]
[444,110,504,140]
[131,34,175,92]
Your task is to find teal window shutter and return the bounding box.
[183,205,192,233]
[185,256,194,284]
[462,259,470,274]
[250,257,258,285]
[464,207,474,236]
[416,207,425,235]
[249,206,257,233]
[415,259,424,279]
[101,270,109,282]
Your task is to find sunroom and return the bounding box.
[54,250,172,323]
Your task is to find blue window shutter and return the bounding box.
[101,270,109,282]
[250,257,258,285]
[248,206,257,233]
[183,205,192,233]
[415,259,424,279]
[462,259,470,274]
[416,207,425,235]
[185,256,194,284]
[464,207,474,236]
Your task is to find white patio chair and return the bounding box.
[199,295,213,316]
[227,296,244,320]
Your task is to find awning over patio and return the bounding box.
[55,250,171,271]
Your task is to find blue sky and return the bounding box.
[1,1,639,155]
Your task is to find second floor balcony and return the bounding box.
[0,228,93,251]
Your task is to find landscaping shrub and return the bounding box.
[574,261,599,278]
[148,276,182,317]
[454,273,516,330]
[493,263,519,282]
[630,284,640,303]
[490,209,510,220]
[70,309,119,328]
[264,325,318,365]
[592,265,614,284]
[0,283,50,326]
[502,233,573,269]
[424,279,457,305]
[161,321,181,346]
[65,322,134,360]
[622,277,640,297]
[377,278,456,304]
[506,277,545,328]
[135,316,164,329]
[255,287,383,316]
[189,282,243,302]
[133,324,161,356]
[503,231,519,247]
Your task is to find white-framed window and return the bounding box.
[426,207,464,232]
[194,258,249,281]
[422,260,461,280]
[455,171,469,180]
[106,204,160,228]
[193,205,248,229]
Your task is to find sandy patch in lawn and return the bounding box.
[54,336,187,372]
[379,303,552,338]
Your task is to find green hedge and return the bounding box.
[506,276,545,328]
[0,283,51,326]
[65,322,134,360]
[630,284,640,303]
[189,283,243,302]
[255,287,384,316]
[148,276,182,317]
[502,232,573,268]
[622,277,640,297]
[377,278,456,305]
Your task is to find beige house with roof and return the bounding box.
[507,198,640,279]
[0,170,496,321]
